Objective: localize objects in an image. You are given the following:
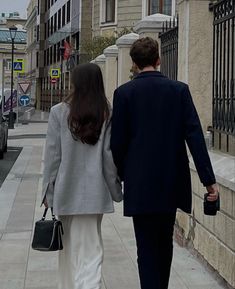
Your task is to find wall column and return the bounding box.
[116,33,139,86]
[103,45,118,103]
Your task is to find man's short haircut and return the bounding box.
[130,37,160,70]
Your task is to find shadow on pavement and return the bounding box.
[0,147,22,187]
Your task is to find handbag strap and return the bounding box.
[42,207,56,221]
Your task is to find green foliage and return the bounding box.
[82,28,133,61]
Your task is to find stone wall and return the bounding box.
[176,1,235,287]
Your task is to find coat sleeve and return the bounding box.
[182,85,216,186]
[103,119,123,202]
[41,108,61,207]
[110,89,130,180]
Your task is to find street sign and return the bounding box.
[50,68,60,78]
[19,82,30,94]
[19,95,30,106]
[50,78,57,84]
[13,60,25,73]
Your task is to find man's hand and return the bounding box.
[206,184,219,201]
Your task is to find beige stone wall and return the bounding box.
[178,0,213,132]
[92,0,142,37]
[176,167,235,288]
[175,1,235,287]
[80,0,92,62]
[117,0,142,29]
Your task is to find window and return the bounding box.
[106,0,115,22]
[51,16,54,35]
[47,20,50,37]
[54,45,57,63]
[37,25,39,42]
[62,5,66,26]
[58,9,61,29]
[54,13,57,33]
[101,0,115,24]
[6,59,12,71]
[45,23,47,39]
[148,0,172,16]
[67,0,71,23]
[36,52,39,68]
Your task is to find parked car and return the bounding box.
[0,117,8,159]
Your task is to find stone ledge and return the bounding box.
[189,150,235,191]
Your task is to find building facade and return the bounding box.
[36,0,92,111]
[92,0,176,37]
[25,0,38,107]
[0,18,27,112]
[36,0,176,110]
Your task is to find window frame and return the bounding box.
[100,0,116,26]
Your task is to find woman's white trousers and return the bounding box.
[58,214,103,289]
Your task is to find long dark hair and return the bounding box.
[65,63,110,145]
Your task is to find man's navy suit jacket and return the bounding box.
[110,71,216,216]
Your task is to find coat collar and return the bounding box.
[134,71,166,80]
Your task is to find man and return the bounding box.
[110,37,218,289]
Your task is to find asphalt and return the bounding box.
[0,110,228,289]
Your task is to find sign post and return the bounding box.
[50,77,58,108]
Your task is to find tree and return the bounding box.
[81,28,133,62]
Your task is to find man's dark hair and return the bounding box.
[130,37,160,70]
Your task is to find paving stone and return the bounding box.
[25,270,58,288]
[0,278,24,289]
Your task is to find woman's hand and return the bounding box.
[43,198,49,208]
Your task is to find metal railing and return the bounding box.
[210,0,235,153]
[159,17,178,81]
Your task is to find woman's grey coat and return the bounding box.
[42,102,122,215]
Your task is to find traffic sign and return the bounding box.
[50,68,60,78]
[19,82,30,94]
[19,95,30,106]
[51,78,57,84]
[13,60,25,73]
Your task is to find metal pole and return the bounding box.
[61,57,63,101]
[16,75,19,126]
[50,82,53,108]
[8,38,15,129]
[1,59,5,120]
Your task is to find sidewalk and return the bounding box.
[0,118,227,289]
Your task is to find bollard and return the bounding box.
[205,131,212,150]
[41,111,45,121]
[27,111,31,120]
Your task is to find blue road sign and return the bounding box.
[19,95,30,106]
[13,61,24,72]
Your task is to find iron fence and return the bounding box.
[159,17,178,81]
[210,0,235,149]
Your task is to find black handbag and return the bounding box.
[32,207,64,251]
[203,193,220,216]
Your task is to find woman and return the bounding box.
[42,63,122,289]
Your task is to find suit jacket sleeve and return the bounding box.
[103,119,123,202]
[182,85,216,186]
[110,89,130,180]
[41,108,61,207]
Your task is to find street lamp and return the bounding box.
[59,46,65,101]
[8,25,18,129]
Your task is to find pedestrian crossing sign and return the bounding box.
[13,59,25,73]
[50,68,60,78]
